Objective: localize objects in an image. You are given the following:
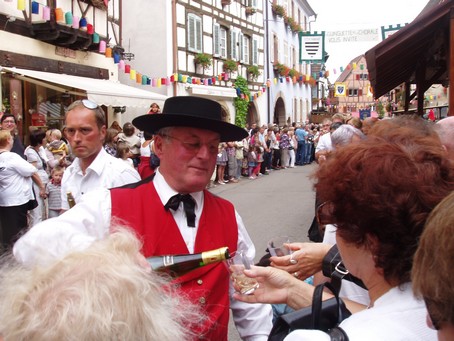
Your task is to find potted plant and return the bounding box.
[273,62,290,77]
[289,19,302,33]
[288,68,298,78]
[245,7,256,16]
[247,65,261,80]
[271,3,286,17]
[223,58,238,73]
[221,0,232,6]
[194,53,212,70]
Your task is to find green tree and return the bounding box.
[234,76,250,128]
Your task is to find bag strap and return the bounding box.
[311,282,341,330]
[322,245,366,290]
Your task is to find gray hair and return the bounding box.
[0,227,203,340]
[331,124,365,148]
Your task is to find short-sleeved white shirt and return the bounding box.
[60,147,140,209]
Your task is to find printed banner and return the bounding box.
[326,29,379,43]
[299,32,325,63]
[334,82,347,97]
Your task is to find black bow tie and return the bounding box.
[164,194,196,227]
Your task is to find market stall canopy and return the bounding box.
[365,0,452,114]
[0,66,167,107]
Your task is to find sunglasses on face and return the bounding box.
[316,201,336,226]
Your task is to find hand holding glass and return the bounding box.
[268,236,292,257]
[227,251,259,295]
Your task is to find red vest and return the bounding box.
[110,178,238,340]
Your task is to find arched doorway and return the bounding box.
[247,102,259,127]
[273,97,285,127]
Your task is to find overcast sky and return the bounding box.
[309,0,429,81]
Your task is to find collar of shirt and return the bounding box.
[153,169,204,253]
[70,147,109,177]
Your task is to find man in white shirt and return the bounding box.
[61,99,140,210]
[14,96,272,341]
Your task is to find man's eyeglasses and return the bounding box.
[160,134,219,155]
[2,119,15,124]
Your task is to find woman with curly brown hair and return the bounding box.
[235,116,452,340]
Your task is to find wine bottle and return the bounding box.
[147,246,231,277]
[67,191,76,208]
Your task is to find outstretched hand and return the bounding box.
[232,265,316,310]
[232,266,297,305]
[270,242,331,279]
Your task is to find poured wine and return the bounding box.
[147,246,231,277]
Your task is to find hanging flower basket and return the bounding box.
[247,65,260,80]
[194,53,212,69]
[223,59,238,73]
[89,0,108,10]
[221,0,232,6]
[245,7,257,16]
[272,3,286,17]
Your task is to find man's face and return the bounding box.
[1,117,16,133]
[155,127,220,193]
[64,108,106,162]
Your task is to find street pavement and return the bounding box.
[208,163,318,340]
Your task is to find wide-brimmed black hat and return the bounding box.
[132,96,248,142]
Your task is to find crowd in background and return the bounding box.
[208,113,379,188]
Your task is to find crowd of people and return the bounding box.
[1,97,454,340]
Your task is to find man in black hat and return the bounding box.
[14,96,273,340]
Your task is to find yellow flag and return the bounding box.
[334,82,347,97]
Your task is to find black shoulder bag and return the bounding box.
[268,281,350,341]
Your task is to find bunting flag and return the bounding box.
[334,82,347,97]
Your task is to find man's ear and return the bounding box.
[153,135,164,158]
[100,125,107,142]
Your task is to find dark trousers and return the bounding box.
[0,203,28,252]
[261,150,272,173]
[296,141,306,165]
[272,149,281,168]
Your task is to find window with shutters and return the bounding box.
[188,14,202,52]
[273,34,278,63]
[230,28,241,60]
[214,24,227,58]
[252,37,258,65]
[283,41,289,66]
[242,35,250,64]
[348,89,359,97]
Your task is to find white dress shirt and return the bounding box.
[0,151,36,206]
[14,168,273,340]
[61,147,140,209]
[315,133,333,153]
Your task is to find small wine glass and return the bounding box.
[227,250,259,295]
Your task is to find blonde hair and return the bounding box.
[50,129,62,140]
[0,228,202,340]
[0,130,11,148]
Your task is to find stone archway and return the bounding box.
[273,97,286,127]
[247,102,259,127]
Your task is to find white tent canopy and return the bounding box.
[1,66,167,107]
